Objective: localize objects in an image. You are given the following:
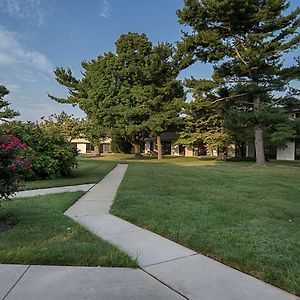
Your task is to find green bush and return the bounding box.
[1,122,77,180]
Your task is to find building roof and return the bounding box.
[71,138,112,144]
[145,132,179,142]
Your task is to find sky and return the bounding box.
[0,0,299,121]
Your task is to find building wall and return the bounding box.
[77,143,87,154]
[277,142,295,160]
[185,146,194,157]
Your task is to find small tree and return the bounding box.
[41,112,84,142]
[0,85,19,122]
[178,0,300,165]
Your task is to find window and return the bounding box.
[86,143,94,153]
[101,143,111,153]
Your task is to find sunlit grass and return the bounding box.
[0,192,137,268]
[111,159,300,294]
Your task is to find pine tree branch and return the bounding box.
[212,93,249,104]
[234,47,248,66]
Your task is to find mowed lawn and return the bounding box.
[110,158,300,295]
[22,157,116,190]
[0,192,137,268]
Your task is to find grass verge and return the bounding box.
[0,192,137,268]
[110,158,300,294]
[22,158,116,190]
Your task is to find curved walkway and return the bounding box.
[1,164,298,300]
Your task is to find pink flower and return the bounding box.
[5,144,14,151]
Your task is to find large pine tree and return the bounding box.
[50,33,185,159]
[177,0,300,165]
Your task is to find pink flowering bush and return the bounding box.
[0,133,31,199]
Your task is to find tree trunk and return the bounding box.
[254,127,265,165]
[253,96,265,165]
[133,143,141,158]
[94,145,100,157]
[157,135,162,160]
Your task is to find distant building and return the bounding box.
[71,138,112,154]
[247,111,300,161]
[144,132,185,156]
[277,111,300,160]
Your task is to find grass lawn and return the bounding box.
[22,157,116,190]
[0,192,137,268]
[110,157,300,295]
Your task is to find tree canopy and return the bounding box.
[40,112,84,142]
[177,0,300,164]
[50,33,185,158]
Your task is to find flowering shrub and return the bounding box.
[1,122,77,180]
[0,133,31,199]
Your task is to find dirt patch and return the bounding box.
[0,216,16,233]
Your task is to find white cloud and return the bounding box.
[0,0,54,26]
[0,26,53,74]
[100,0,111,18]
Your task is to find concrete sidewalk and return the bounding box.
[1,265,184,300]
[13,183,94,198]
[64,164,299,300]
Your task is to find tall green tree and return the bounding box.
[49,33,152,157]
[0,85,20,121]
[143,43,185,159]
[49,33,185,159]
[178,0,300,165]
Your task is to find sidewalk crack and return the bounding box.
[142,253,198,268]
[2,265,31,300]
[141,268,190,300]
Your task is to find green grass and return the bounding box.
[0,192,137,267]
[22,157,116,190]
[110,157,300,295]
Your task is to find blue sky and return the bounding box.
[0,0,299,121]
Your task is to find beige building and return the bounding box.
[71,138,112,154]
